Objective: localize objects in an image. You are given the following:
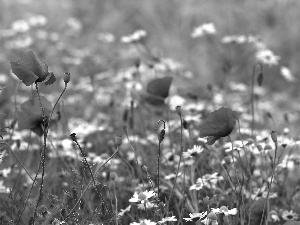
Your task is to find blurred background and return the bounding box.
[1,0,300,121]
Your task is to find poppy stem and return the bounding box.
[31,82,48,224]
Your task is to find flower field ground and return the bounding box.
[1,0,300,224]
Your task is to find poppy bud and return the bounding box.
[223,155,232,165]
[175,106,182,116]
[264,144,272,150]
[63,72,70,84]
[110,172,117,180]
[158,129,165,143]
[70,133,77,142]
[203,196,210,205]
[207,212,217,221]
[270,131,277,143]
[257,144,263,151]
[115,135,122,147]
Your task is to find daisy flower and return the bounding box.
[137,201,158,210]
[191,23,216,38]
[130,219,156,225]
[129,190,155,203]
[255,49,280,66]
[183,145,204,158]
[282,210,299,221]
[158,216,177,224]
[183,211,207,221]
[212,206,238,215]
[190,173,223,190]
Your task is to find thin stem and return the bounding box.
[63,146,120,221]
[167,113,183,212]
[71,135,113,220]
[112,180,118,225]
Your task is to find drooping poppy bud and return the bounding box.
[270,131,277,143]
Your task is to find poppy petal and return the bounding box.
[199,107,237,139]
[10,60,38,86]
[146,76,172,99]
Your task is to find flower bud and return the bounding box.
[203,196,210,205]
[270,131,277,143]
[110,172,117,180]
[70,133,77,142]
[115,135,123,147]
[223,155,232,165]
[63,72,70,84]
[207,212,217,221]
[175,106,182,116]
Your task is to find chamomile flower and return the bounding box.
[255,49,280,66]
[158,216,177,224]
[130,219,156,225]
[190,173,223,190]
[212,206,238,215]
[183,211,207,221]
[191,23,216,38]
[129,190,155,203]
[183,145,204,158]
[282,210,299,221]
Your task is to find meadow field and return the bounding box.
[1,0,300,224]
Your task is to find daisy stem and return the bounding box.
[167,112,183,213]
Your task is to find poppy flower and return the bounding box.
[10,51,55,86]
[17,96,53,136]
[199,107,238,145]
[139,76,173,106]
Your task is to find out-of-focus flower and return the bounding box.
[268,210,280,222]
[66,17,82,34]
[28,15,47,27]
[282,210,299,221]
[130,219,156,225]
[97,32,115,43]
[121,30,147,43]
[5,36,33,49]
[190,172,223,190]
[158,216,177,224]
[255,49,280,66]
[17,96,53,136]
[191,23,216,38]
[221,35,247,44]
[280,66,296,82]
[183,145,204,158]
[11,19,30,33]
[183,211,207,221]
